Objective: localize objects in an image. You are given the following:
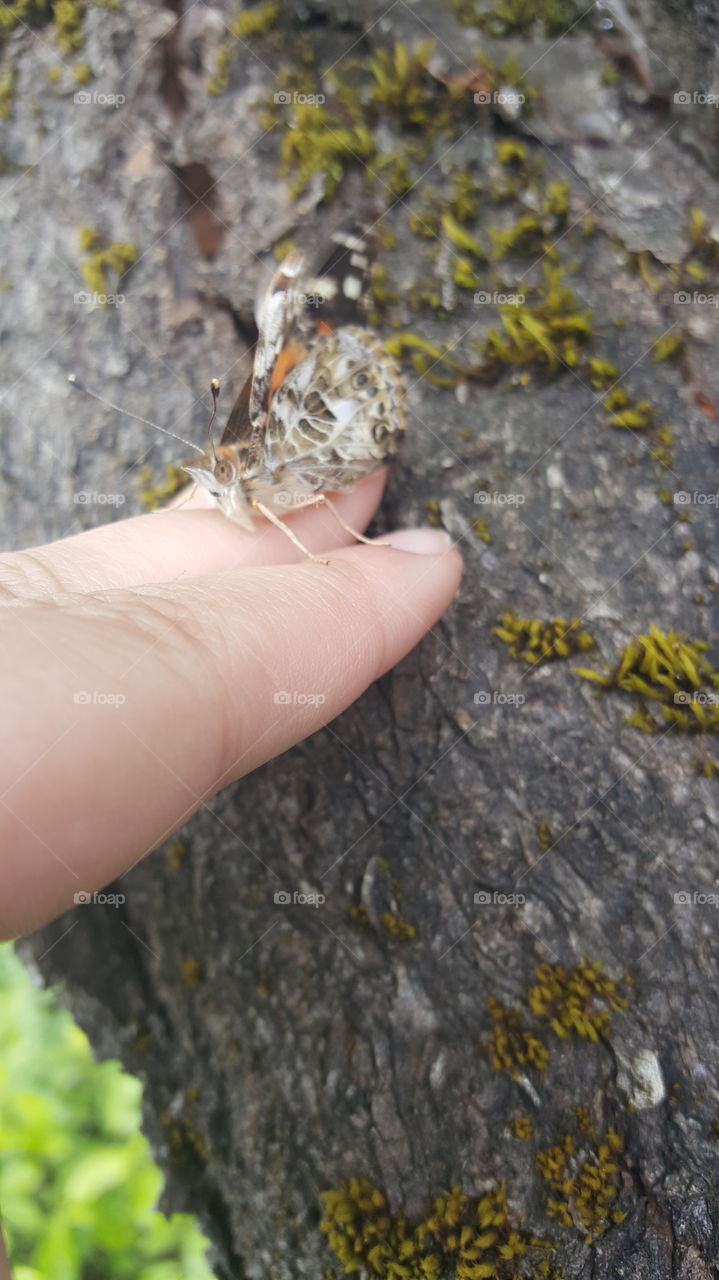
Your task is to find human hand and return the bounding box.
[0,472,461,939]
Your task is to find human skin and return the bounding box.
[0,471,462,940]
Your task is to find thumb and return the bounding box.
[0,530,461,937]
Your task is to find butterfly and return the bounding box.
[183,228,407,560]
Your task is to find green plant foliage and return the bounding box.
[0,943,214,1280]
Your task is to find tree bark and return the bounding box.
[3,1,719,1276]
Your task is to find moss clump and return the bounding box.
[320,1177,556,1278]
[602,389,655,430]
[575,625,719,733]
[0,67,15,121]
[207,2,279,92]
[180,957,201,989]
[653,332,685,362]
[231,0,278,39]
[481,267,593,374]
[493,609,594,665]
[527,962,629,1043]
[78,226,136,295]
[537,1128,625,1242]
[585,357,618,389]
[277,104,376,200]
[72,59,92,83]
[511,1115,534,1139]
[485,996,550,1079]
[485,962,628,1080]
[380,910,416,940]
[536,822,553,852]
[164,836,186,871]
[676,207,719,284]
[54,0,85,53]
[453,0,586,38]
[136,463,188,510]
[473,517,492,544]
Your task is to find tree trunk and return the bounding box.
[4,0,719,1276]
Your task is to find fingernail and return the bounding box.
[373,528,453,555]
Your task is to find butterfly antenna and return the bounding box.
[207,378,220,460]
[68,374,205,456]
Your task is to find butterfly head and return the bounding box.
[184,446,255,529]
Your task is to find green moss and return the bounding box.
[380,910,416,940]
[367,40,438,123]
[493,609,595,665]
[72,59,92,83]
[485,961,628,1081]
[537,1128,625,1242]
[575,624,719,733]
[0,67,15,121]
[511,1115,534,1139]
[231,0,278,39]
[54,0,85,53]
[0,0,51,36]
[278,103,376,200]
[536,822,553,852]
[653,332,685,362]
[78,226,136,295]
[453,0,586,37]
[320,1177,556,1278]
[486,996,550,1078]
[585,357,618,389]
[180,957,201,989]
[603,393,654,430]
[136,463,188,510]
[473,516,492,543]
[481,267,593,375]
[206,40,231,94]
[163,836,186,871]
[527,961,629,1042]
[488,213,549,260]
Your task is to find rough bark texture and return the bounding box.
[3,1,719,1277]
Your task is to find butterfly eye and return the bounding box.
[352,370,370,390]
[213,456,236,485]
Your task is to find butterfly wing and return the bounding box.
[262,326,406,496]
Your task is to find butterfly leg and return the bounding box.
[310,493,376,545]
[251,500,329,564]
